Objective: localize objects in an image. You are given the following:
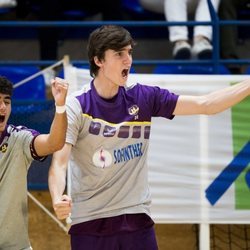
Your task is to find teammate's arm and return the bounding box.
[34,78,68,156]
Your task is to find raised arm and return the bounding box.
[33,77,68,156]
[49,143,72,220]
[173,79,250,115]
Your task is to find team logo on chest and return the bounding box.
[128,105,139,116]
[128,105,139,120]
[0,143,8,153]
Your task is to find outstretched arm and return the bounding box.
[173,79,250,115]
[49,143,72,220]
[34,77,68,156]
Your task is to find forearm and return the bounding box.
[46,77,68,152]
[174,79,250,115]
[47,110,67,151]
[204,79,250,114]
[48,165,67,204]
[49,162,72,220]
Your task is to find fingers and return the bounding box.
[54,203,71,220]
[55,77,69,88]
[62,194,72,203]
[51,77,69,90]
[51,77,69,106]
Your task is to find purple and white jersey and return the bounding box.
[0,125,44,249]
[66,81,179,225]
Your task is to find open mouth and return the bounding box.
[122,69,129,78]
[0,115,5,123]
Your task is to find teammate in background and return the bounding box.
[49,25,250,250]
[0,76,68,249]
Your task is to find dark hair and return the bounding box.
[87,25,136,77]
[0,76,13,96]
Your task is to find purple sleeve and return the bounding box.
[139,84,179,119]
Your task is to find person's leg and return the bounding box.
[164,0,189,42]
[164,0,192,59]
[194,0,220,41]
[70,226,158,250]
[219,0,248,73]
[71,234,119,250]
[119,226,158,250]
[219,0,239,59]
[192,0,220,59]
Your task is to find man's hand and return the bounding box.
[51,77,69,107]
[53,194,72,220]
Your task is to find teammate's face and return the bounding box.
[96,45,133,87]
[0,93,11,133]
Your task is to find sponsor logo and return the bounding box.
[92,148,113,168]
[114,142,143,164]
[92,142,144,168]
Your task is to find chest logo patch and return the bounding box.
[128,105,139,116]
[0,143,8,153]
[92,148,113,168]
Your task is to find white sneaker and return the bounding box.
[173,40,191,60]
[192,38,212,59]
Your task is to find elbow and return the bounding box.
[55,140,66,152]
[49,138,66,152]
[55,142,66,152]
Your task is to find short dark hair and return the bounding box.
[0,76,13,97]
[87,25,136,77]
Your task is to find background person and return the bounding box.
[0,76,68,249]
[139,0,221,59]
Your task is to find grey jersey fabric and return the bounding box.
[66,81,179,225]
[0,125,43,250]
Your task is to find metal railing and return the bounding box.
[0,0,249,73]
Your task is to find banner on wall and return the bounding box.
[64,64,250,223]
